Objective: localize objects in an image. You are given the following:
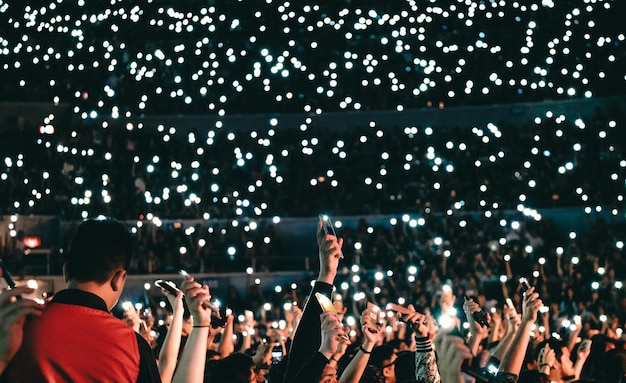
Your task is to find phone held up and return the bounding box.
[155,280,181,296]
[271,345,283,364]
[178,270,227,329]
[315,292,349,340]
[464,295,490,328]
[319,214,337,237]
[519,277,531,293]
[0,259,21,300]
[319,214,343,259]
[0,258,17,289]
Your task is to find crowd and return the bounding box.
[0,0,625,381]
[1,105,624,222]
[1,103,625,277]
[2,218,625,383]
[0,0,623,116]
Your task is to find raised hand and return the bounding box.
[433,332,472,383]
[319,312,345,359]
[537,344,555,375]
[521,287,542,325]
[316,220,343,284]
[463,297,490,340]
[402,304,431,338]
[180,277,212,327]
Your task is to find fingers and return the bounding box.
[0,298,43,325]
[436,333,472,372]
[404,311,426,325]
[463,300,481,314]
[320,312,344,340]
[319,236,342,256]
[182,278,210,300]
[0,286,35,306]
[316,220,324,241]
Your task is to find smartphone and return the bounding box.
[365,302,384,329]
[315,292,337,314]
[519,277,531,292]
[178,270,225,328]
[505,298,518,317]
[244,309,254,324]
[0,259,22,300]
[155,280,181,296]
[271,345,283,364]
[210,304,228,329]
[464,295,490,328]
[0,259,17,289]
[319,214,338,237]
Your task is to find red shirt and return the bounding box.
[3,289,142,383]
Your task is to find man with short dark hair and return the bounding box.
[2,218,162,382]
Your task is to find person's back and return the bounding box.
[1,218,160,383]
[5,289,142,382]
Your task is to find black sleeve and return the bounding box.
[135,333,162,383]
[284,281,334,383]
[284,352,330,383]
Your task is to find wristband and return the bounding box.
[539,363,550,369]
[359,346,372,354]
[193,325,211,328]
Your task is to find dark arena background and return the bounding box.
[1,0,625,345]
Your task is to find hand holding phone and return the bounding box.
[519,277,531,292]
[315,292,337,314]
[505,297,519,320]
[319,214,338,237]
[179,270,226,328]
[319,214,343,259]
[271,344,283,364]
[155,280,181,296]
[464,295,490,328]
[364,302,385,331]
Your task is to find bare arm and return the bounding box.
[172,278,213,383]
[573,339,591,380]
[463,298,489,357]
[158,291,185,383]
[491,308,520,361]
[339,312,379,383]
[497,287,542,376]
[217,315,235,358]
[433,332,472,383]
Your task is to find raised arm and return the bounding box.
[433,332,473,383]
[172,277,213,383]
[491,306,521,362]
[284,220,342,382]
[158,289,185,383]
[404,308,440,383]
[497,287,542,378]
[217,314,235,358]
[339,310,381,383]
[462,298,490,357]
[283,312,345,383]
